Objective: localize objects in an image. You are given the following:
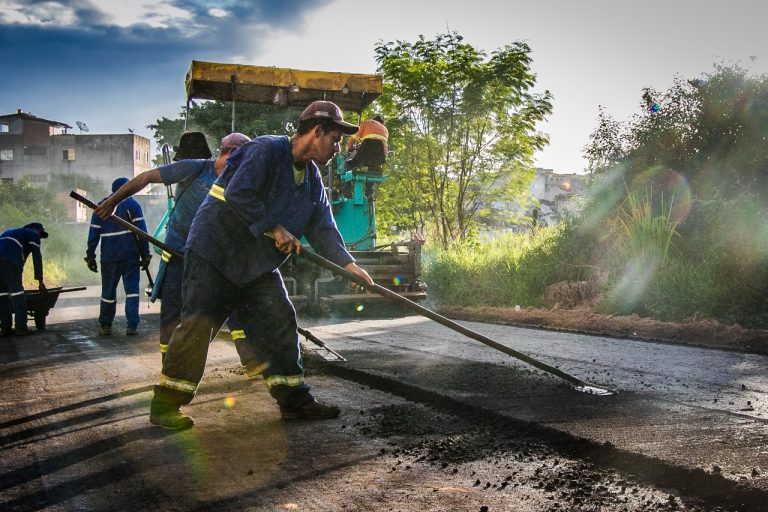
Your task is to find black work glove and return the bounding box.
[84,256,98,273]
[139,255,152,271]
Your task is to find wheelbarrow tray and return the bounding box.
[24,287,87,330]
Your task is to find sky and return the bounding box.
[2,0,767,173]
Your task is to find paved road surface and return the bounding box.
[0,288,765,511]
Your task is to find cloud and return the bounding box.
[0,0,331,135]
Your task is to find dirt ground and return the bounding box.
[437,305,768,355]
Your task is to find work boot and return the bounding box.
[149,406,195,430]
[14,326,32,336]
[125,326,138,336]
[99,324,112,336]
[280,399,341,420]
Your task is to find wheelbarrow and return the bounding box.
[24,287,87,330]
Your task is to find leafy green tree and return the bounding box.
[584,64,768,202]
[374,32,552,247]
[148,101,301,165]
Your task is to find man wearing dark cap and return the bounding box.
[173,131,212,161]
[95,133,256,366]
[149,101,374,429]
[86,177,151,336]
[0,223,48,336]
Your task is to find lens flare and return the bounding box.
[356,304,364,312]
[392,276,402,285]
[223,396,236,408]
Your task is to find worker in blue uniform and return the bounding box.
[86,177,151,336]
[94,132,257,367]
[149,101,374,429]
[0,223,48,336]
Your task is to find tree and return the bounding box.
[374,32,552,247]
[148,101,301,165]
[584,64,768,202]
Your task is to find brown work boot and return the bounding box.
[280,399,341,420]
[99,324,112,336]
[125,326,138,336]
[150,408,194,430]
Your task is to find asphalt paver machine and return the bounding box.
[183,60,426,311]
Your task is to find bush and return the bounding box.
[424,219,596,307]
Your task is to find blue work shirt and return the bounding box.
[158,159,217,251]
[0,227,44,280]
[187,135,353,284]
[87,197,150,262]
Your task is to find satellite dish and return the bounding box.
[76,121,89,132]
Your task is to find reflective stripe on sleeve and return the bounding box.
[265,374,305,389]
[9,291,24,297]
[159,343,168,354]
[230,329,245,340]
[0,237,22,248]
[101,230,132,237]
[28,242,39,248]
[158,373,198,393]
[209,184,226,202]
[162,250,172,262]
[361,133,389,142]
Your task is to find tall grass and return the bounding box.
[424,219,594,307]
[423,188,768,328]
[600,188,681,315]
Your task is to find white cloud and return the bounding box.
[90,0,193,29]
[208,7,227,18]
[0,1,78,26]
[0,0,194,29]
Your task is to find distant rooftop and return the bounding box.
[0,109,72,129]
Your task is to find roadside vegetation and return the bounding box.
[424,62,768,329]
[0,179,98,289]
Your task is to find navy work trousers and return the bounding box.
[99,258,140,329]
[0,259,27,331]
[157,255,256,365]
[154,251,310,409]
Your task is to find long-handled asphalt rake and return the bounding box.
[300,249,615,396]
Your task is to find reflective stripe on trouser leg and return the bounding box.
[153,251,234,407]
[228,311,266,376]
[98,260,122,327]
[0,260,16,330]
[122,261,140,328]
[0,262,27,329]
[234,270,310,408]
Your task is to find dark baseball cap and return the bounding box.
[24,222,48,238]
[299,101,359,135]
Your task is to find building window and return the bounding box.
[63,148,76,161]
[0,149,13,161]
[0,123,9,133]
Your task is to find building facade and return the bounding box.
[0,109,151,200]
[528,168,587,226]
